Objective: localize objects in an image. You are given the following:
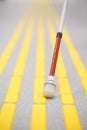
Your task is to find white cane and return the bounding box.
[43,0,68,98]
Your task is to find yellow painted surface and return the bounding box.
[62,106,82,130]
[81,79,87,95]
[13,20,34,76]
[56,52,67,78]
[58,79,74,104]
[63,31,87,94]
[63,29,87,78]
[5,20,34,103]
[35,22,45,77]
[0,104,16,130]
[47,20,74,104]
[33,21,46,103]
[30,105,46,130]
[33,79,46,103]
[5,77,22,102]
[0,14,27,75]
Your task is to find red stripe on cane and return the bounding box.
[49,36,62,76]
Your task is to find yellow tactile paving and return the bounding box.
[0,14,28,75]
[58,79,74,104]
[5,19,34,103]
[33,21,46,104]
[62,105,82,130]
[47,19,74,104]
[56,52,67,78]
[34,22,45,78]
[81,79,87,95]
[63,30,87,78]
[5,77,22,102]
[63,31,87,94]
[0,2,86,130]
[30,105,46,130]
[33,79,46,103]
[49,6,87,95]
[0,104,16,130]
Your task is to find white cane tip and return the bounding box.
[43,82,56,98]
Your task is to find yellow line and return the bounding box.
[56,52,67,78]
[63,31,87,94]
[81,79,87,94]
[58,79,74,104]
[63,30,87,78]
[5,77,22,102]
[33,79,46,103]
[5,19,34,103]
[33,21,46,104]
[0,14,28,75]
[62,105,82,130]
[30,105,46,130]
[0,104,16,130]
[47,20,74,104]
[49,6,87,94]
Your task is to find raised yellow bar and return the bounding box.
[63,29,87,78]
[30,105,46,130]
[56,52,67,78]
[58,79,74,104]
[33,79,46,103]
[35,61,45,77]
[33,21,46,103]
[5,77,22,102]
[5,19,34,103]
[0,13,28,75]
[34,22,45,77]
[0,104,16,130]
[81,79,87,95]
[13,20,34,76]
[62,105,82,130]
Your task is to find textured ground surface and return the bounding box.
[0,0,87,130]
